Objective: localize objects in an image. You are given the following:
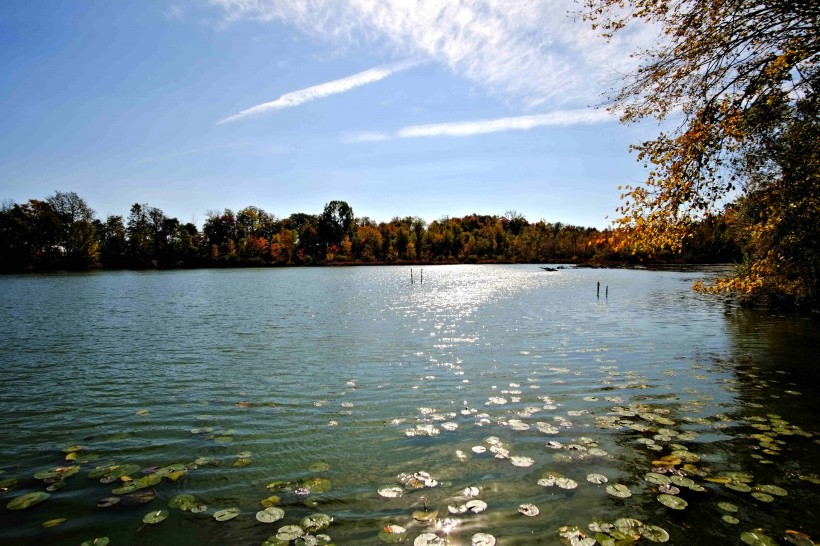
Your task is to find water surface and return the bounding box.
[0,265,817,545]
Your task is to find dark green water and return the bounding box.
[0,265,817,545]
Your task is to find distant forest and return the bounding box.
[0,191,740,271]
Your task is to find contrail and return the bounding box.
[217,59,420,124]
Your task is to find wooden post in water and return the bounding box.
[597,281,600,298]
[411,268,414,284]
[606,285,609,299]
[420,269,423,284]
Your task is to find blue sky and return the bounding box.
[1,0,658,229]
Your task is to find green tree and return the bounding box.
[317,200,354,251]
[46,191,98,268]
[0,200,61,270]
[97,215,128,268]
[584,0,819,309]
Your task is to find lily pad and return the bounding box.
[213,507,240,521]
[558,525,595,546]
[722,515,740,524]
[466,499,488,513]
[303,476,331,493]
[33,469,60,480]
[379,486,403,498]
[510,456,534,467]
[111,483,138,495]
[257,507,285,523]
[300,513,332,532]
[755,484,787,496]
[0,478,18,492]
[614,518,644,537]
[784,530,815,546]
[518,503,539,516]
[46,480,67,492]
[121,491,156,506]
[378,524,408,544]
[80,538,110,546]
[6,491,50,510]
[640,525,670,543]
[670,475,695,487]
[645,473,671,485]
[556,477,578,489]
[412,510,438,522]
[658,484,680,495]
[587,473,608,484]
[751,492,774,503]
[606,484,632,498]
[97,497,120,508]
[262,537,290,546]
[41,518,67,528]
[657,494,688,510]
[261,495,281,507]
[717,501,738,512]
[798,473,820,485]
[169,494,197,510]
[143,510,168,524]
[414,533,446,546]
[276,525,305,541]
[472,533,496,546]
[740,529,779,545]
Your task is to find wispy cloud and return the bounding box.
[343,108,615,143]
[217,60,420,124]
[208,0,654,109]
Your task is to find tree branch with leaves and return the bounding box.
[583,0,819,308]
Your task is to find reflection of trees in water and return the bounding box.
[723,307,820,410]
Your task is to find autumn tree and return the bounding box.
[584,0,819,309]
[203,209,239,263]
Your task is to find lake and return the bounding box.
[0,265,818,546]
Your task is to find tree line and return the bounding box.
[0,192,739,272]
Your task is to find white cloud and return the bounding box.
[207,0,654,109]
[342,131,391,143]
[217,59,420,124]
[344,108,615,142]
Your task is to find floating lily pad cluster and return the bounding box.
[544,436,609,462]
[404,407,461,437]
[559,518,670,545]
[2,339,818,546]
[374,471,503,544]
[266,475,331,499]
[538,470,579,490]
[745,413,812,465]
